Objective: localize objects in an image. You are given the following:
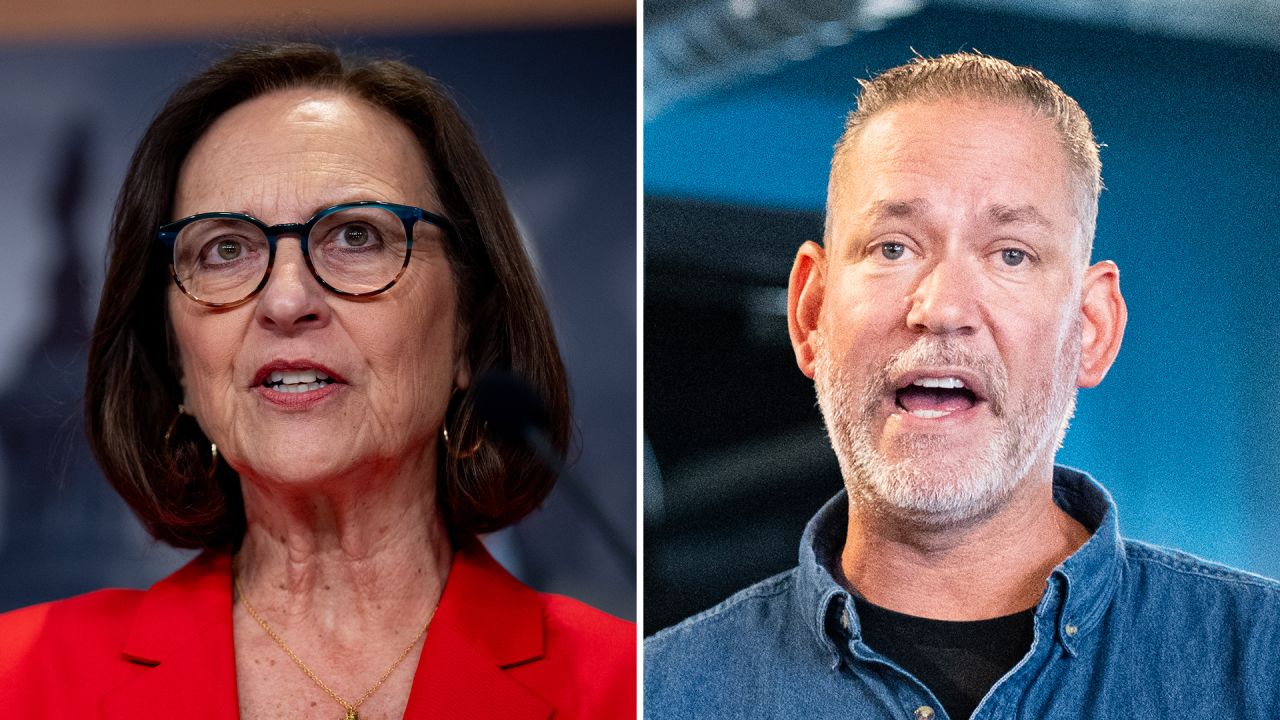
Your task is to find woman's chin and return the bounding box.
[234,453,379,493]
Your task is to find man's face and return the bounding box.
[805,98,1087,526]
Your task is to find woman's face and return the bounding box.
[169,88,467,489]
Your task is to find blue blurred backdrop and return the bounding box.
[643,1,1280,633]
[0,21,636,618]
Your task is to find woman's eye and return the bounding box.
[204,238,245,264]
[880,242,907,261]
[338,224,375,248]
[217,241,241,260]
[1001,248,1027,267]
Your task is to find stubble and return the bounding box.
[813,324,1081,527]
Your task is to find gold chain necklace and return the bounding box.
[234,575,436,720]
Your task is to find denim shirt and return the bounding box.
[645,467,1280,719]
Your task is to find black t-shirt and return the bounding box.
[853,597,1035,720]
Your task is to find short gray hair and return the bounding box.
[826,52,1102,260]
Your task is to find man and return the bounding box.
[644,53,1279,719]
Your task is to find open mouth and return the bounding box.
[894,376,979,419]
[262,369,335,394]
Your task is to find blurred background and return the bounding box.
[644,0,1280,634]
[0,0,636,618]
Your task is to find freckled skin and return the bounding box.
[169,88,467,494]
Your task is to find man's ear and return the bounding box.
[1077,260,1127,388]
[788,241,827,379]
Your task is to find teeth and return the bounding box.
[273,381,329,394]
[265,369,333,387]
[910,409,951,419]
[912,377,965,389]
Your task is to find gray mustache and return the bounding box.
[869,338,1008,418]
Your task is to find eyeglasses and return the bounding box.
[158,201,456,308]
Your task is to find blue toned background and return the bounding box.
[0,22,635,618]
[643,2,1280,633]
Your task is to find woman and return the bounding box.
[0,43,634,718]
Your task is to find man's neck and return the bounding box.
[839,468,1091,620]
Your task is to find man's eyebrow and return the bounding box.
[986,203,1053,228]
[864,198,930,222]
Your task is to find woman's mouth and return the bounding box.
[262,369,335,394]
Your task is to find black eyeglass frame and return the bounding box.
[157,201,457,309]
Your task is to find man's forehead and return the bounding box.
[826,99,1080,239]
[847,98,1063,169]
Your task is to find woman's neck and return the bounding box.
[233,464,452,640]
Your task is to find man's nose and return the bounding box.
[254,238,330,335]
[905,257,980,336]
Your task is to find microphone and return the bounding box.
[473,369,552,455]
[472,370,636,578]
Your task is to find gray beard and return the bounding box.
[813,325,1081,528]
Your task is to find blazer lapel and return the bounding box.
[402,539,553,720]
[102,552,239,720]
[99,542,555,719]
[404,622,552,719]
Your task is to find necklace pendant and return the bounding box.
[345,710,358,720]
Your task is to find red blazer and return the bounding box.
[0,539,635,718]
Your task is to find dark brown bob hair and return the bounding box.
[86,42,570,549]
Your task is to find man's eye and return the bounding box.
[881,243,906,261]
[1001,248,1027,267]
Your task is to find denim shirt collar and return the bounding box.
[796,466,1124,666]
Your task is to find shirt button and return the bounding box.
[1065,624,1079,637]
[914,706,935,720]
[840,612,850,631]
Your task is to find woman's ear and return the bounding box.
[451,318,471,391]
[1076,260,1127,388]
[453,358,471,392]
[789,241,827,379]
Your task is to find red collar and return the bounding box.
[105,540,553,719]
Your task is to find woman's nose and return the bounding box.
[253,239,331,335]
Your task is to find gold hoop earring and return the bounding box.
[164,404,220,479]
[442,422,484,460]
[162,403,188,445]
[440,386,481,458]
